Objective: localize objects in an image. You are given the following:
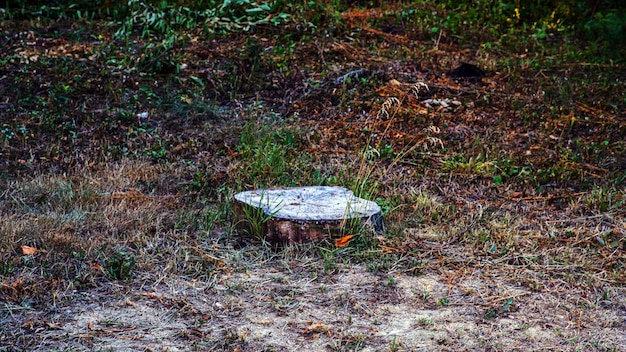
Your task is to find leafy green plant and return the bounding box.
[585,10,626,45]
[104,250,136,280]
[115,0,290,39]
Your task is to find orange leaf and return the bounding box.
[302,323,332,334]
[20,245,37,255]
[334,234,356,247]
[91,263,103,270]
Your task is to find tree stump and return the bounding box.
[234,186,384,244]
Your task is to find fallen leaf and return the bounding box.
[21,245,37,255]
[91,263,103,270]
[45,321,62,330]
[335,234,356,247]
[302,323,333,334]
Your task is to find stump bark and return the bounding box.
[234,186,384,244]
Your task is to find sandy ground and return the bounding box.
[9,260,625,352]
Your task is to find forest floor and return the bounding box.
[1,3,625,351]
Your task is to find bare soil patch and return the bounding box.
[7,258,626,351]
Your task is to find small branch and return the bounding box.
[333,69,365,85]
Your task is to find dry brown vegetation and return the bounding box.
[1,1,625,351]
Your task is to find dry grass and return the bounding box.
[1,2,625,350]
[3,78,626,349]
[2,154,624,351]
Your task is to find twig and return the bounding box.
[562,62,619,67]
[358,26,407,44]
[479,292,532,307]
[96,189,181,206]
[510,192,587,202]
[169,232,226,267]
[333,69,365,85]
[545,214,609,223]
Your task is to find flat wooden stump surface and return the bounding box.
[234,186,383,244]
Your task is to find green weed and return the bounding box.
[418,317,433,326]
[442,155,495,175]
[237,191,281,240]
[103,250,136,280]
[584,186,622,213]
[235,113,315,188]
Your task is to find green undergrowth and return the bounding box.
[235,112,312,188]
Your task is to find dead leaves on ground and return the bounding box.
[302,322,333,336]
[20,245,39,255]
[21,319,62,333]
[335,234,356,247]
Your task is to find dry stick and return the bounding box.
[510,191,587,202]
[358,26,407,44]
[97,190,181,205]
[168,232,226,268]
[189,240,225,267]
[545,214,610,223]
[576,101,620,116]
[562,62,620,67]
[479,292,532,307]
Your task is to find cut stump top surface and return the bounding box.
[234,186,381,221]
